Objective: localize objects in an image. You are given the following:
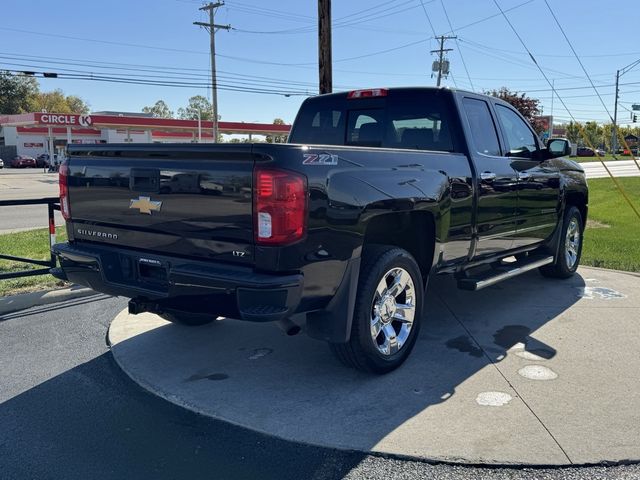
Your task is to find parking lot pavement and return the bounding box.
[109,266,640,466]
[0,168,59,200]
[0,169,63,233]
[1,281,640,479]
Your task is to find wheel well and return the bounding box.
[362,212,435,279]
[565,190,588,227]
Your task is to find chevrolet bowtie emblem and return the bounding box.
[129,196,162,215]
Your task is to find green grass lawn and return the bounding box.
[582,177,640,272]
[0,227,68,296]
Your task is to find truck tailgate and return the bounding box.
[66,145,256,265]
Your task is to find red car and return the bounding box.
[10,155,37,168]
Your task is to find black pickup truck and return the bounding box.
[52,87,587,373]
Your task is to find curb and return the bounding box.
[581,265,640,278]
[0,285,98,316]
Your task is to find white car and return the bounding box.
[0,158,4,169]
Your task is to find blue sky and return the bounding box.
[3,0,640,125]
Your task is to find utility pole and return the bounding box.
[194,2,231,142]
[431,35,455,87]
[318,0,332,94]
[612,58,640,154]
[550,79,555,118]
[613,69,620,153]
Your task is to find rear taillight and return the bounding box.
[59,163,70,220]
[254,168,307,245]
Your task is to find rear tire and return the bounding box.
[329,245,423,374]
[539,206,583,279]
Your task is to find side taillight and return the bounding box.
[59,163,70,220]
[254,168,307,246]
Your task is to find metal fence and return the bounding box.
[0,197,59,280]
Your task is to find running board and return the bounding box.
[457,255,554,291]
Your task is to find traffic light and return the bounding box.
[634,114,638,123]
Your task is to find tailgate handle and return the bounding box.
[130,168,160,193]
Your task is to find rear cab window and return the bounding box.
[289,89,459,153]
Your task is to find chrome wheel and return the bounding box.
[565,217,580,269]
[370,267,416,356]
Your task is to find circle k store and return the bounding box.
[0,112,291,158]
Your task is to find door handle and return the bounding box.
[480,172,496,182]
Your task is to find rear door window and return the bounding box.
[462,98,502,156]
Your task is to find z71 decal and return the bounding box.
[302,153,339,165]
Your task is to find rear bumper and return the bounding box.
[51,242,303,322]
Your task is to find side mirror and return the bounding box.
[546,138,571,158]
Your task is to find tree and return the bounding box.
[177,95,215,120]
[30,89,90,114]
[486,87,545,133]
[0,71,39,114]
[582,121,602,148]
[142,100,173,118]
[265,118,287,143]
[65,95,90,114]
[564,121,581,144]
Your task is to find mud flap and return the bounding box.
[305,257,361,343]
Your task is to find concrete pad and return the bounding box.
[108,267,640,466]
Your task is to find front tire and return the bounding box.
[330,245,423,374]
[539,206,584,279]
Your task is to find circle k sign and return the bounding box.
[39,114,92,127]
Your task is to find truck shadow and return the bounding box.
[0,298,366,480]
[103,270,589,462]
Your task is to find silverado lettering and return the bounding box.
[76,229,118,240]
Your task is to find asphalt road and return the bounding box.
[580,159,640,178]
[0,296,638,479]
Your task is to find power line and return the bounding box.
[0,68,312,96]
[439,0,474,91]
[491,0,640,221]
[194,2,232,140]
[445,0,535,34]
[0,54,363,90]
[0,3,535,69]
[542,0,613,122]
[456,37,640,60]
[417,0,437,37]
[232,0,423,35]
